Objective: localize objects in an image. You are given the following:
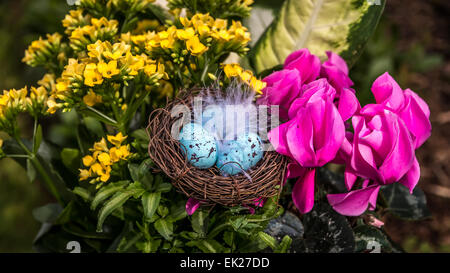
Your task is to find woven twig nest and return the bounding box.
[147,88,288,207]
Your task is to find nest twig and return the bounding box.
[147,89,288,206]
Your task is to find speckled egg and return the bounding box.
[236,132,264,168]
[216,141,247,176]
[179,123,218,169]
[216,132,264,176]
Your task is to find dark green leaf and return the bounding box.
[381,183,432,220]
[83,116,104,137]
[54,200,75,225]
[60,148,80,171]
[32,203,63,224]
[131,128,149,142]
[354,225,392,253]
[300,202,355,253]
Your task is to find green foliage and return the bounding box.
[381,183,432,221]
[249,0,385,73]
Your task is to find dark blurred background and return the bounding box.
[0,0,448,252]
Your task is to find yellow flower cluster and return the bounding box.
[168,0,254,19]
[62,9,92,35]
[69,17,119,52]
[49,39,165,113]
[0,81,52,132]
[79,132,132,187]
[22,33,64,67]
[223,63,266,94]
[126,13,250,64]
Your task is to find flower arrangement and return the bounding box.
[0,0,433,253]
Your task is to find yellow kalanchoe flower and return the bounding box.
[186,36,207,56]
[222,63,266,94]
[82,89,102,107]
[107,132,127,147]
[97,60,120,78]
[83,63,104,87]
[80,133,132,186]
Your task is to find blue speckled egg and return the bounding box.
[236,132,263,169]
[216,132,264,176]
[179,123,217,169]
[216,141,247,176]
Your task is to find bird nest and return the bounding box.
[146,88,288,207]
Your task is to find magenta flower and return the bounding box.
[288,79,360,122]
[327,104,418,216]
[186,198,201,215]
[257,69,302,120]
[371,72,431,148]
[268,96,345,213]
[284,49,321,84]
[320,51,354,93]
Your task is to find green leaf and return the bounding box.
[191,210,209,237]
[54,200,76,225]
[83,116,104,137]
[186,239,225,253]
[26,158,37,182]
[32,203,62,224]
[244,0,284,47]
[96,188,140,232]
[154,218,173,241]
[381,184,432,220]
[275,235,293,253]
[169,200,188,222]
[63,223,114,240]
[73,187,92,202]
[91,180,130,210]
[142,192,161,221]
[33,124,43,154]
[223,231,234,247]
[250,0,386,73]
[60,148,80,171]
[258,231,278,250]
[131,128,149,142]
[155,182,172,193]
[128,163,140,182]
[301,202,355,253]
[354,225,392,253]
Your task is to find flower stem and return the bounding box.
[14,135,63,204]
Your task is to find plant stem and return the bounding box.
[14,135,63,204]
